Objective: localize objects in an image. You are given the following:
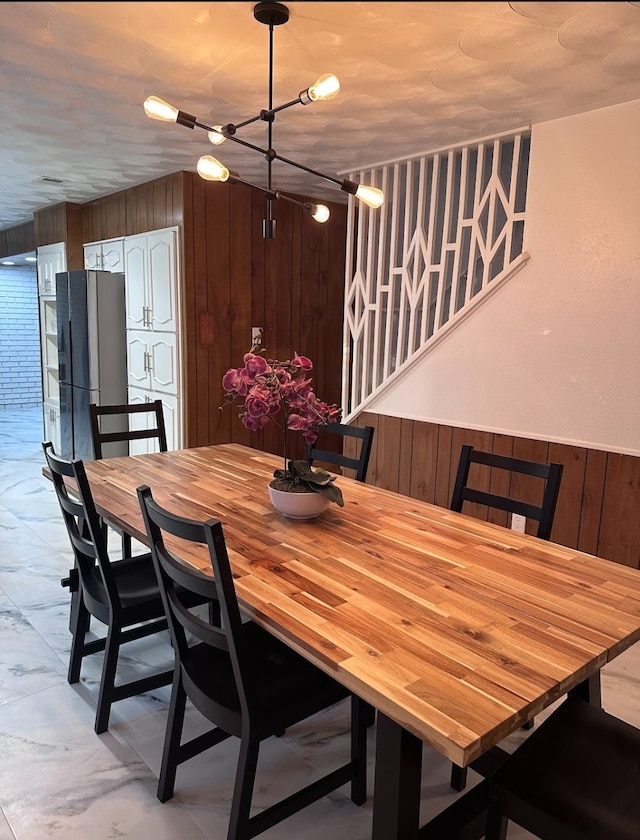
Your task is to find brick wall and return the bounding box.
[0,265,42,407]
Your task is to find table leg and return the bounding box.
[372,713,423,840]
[568,671,602,707]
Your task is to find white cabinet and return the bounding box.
[124,229,178,332]
[124,227,182,450]
[84,237,125,272]
[37,242,66,295]
[126,330,179,395]
[37,241,66,453]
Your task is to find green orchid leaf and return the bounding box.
[311,481,344,506]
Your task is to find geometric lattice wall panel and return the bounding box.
[343,130,531,420]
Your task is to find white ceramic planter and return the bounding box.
[267,483,330,519]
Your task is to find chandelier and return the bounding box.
[143,1,384,239]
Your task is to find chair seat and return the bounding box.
[183,622,349,737]
[84,554,205,626]
[489,696,640,840]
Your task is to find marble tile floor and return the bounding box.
[1,406,639,840]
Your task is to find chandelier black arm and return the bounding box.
[195,119,346,190]
[226,96,306,132]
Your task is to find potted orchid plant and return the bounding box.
[220,350,344,508]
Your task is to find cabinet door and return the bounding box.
[101,239,125,272]
[160,392,180,451]
[37,242,66,295]
[43,400,61,454]
[84,242,102,270]
[149,332,179,395]
[126,330,152,389]
[124,235,148,330]
[147,229,178,332]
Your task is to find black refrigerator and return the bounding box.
[56,270,128,460]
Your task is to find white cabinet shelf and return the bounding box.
[37,242,66,454]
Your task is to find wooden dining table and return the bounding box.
[80,443,640,839]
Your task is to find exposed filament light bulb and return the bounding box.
[197,155,230,182]
[355,184,384,209]
[207,126,226,146]
[340,179,385,209]
[307,203,331,223]
[144,96,178,122]
[301,73,340,104]
[143,95,196,129]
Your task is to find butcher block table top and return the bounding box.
[82,442,640,771]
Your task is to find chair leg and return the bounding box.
[350,696,368,805]
[450,762,468,791]
[157,670,187,802]
[484,789,509,840]
[95,622,122,734]
[121,531,132,558]
[228,734,260,840]
[363,700,376,727]
[67,589,91,684]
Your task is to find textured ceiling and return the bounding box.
[1,1,639,235]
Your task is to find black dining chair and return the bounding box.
[449,443,564,792]
[89,400,168,459]
[43,440,206,734]
[485,694,640,840]
[306,422,375,483]
[89,400,168,556]
[137,484,368,838]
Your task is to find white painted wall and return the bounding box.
[367,99,640,456]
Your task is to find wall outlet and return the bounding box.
[251,326,263,347]
[511,514,527,533]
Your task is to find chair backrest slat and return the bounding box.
[307,422,374,483]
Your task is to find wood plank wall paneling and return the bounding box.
[599,453,640,567]
[0,221,34,258]
[33,203,71,248]
[180,173,348,463]
[352,412,640,569]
